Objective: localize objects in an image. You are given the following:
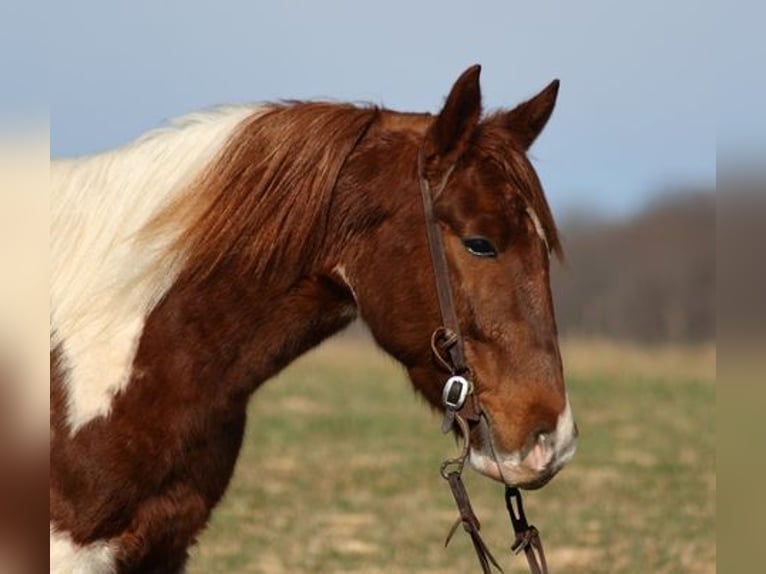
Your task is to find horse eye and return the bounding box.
[462,237,498,258]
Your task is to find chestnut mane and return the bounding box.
[151,102,380,285]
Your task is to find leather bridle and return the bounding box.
[417,147,549,574]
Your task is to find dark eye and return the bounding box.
[462,237,498,258]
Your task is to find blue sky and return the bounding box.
[44,1,721,216]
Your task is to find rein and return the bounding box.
[417,148,549,574]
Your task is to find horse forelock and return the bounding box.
[473,116,562,259]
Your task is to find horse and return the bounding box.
[50,65,578,573]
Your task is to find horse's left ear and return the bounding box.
[501,79,560,150]
[423,64,483,175]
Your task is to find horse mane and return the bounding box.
[148,102,381,286]
[144,101,559,292]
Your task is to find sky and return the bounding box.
[41,1,724,216]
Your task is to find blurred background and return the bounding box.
[5,0,748,572]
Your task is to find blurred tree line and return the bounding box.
[552,189,715,344]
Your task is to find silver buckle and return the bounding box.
[442,375,470,410]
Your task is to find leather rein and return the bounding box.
[417,147,549,574]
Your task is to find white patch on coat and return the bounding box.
[51,105,268,433]
[332,264,358,304]
[50,526,116,574]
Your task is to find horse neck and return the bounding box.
[54,104,419,432]
[322,113,430,343]
[135,113,410,397]
[129,106,426,399]
[131,122,422,401]
[129,267,355,415]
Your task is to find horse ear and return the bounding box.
[423,64,482,173]
[502,79,560,150]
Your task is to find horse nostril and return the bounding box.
[523,428,552,458]
[529,424,554,445]
[522,430,553,472]
[537,430,555,452]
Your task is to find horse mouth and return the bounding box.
[466,416,571,489]
[468,447,560,489]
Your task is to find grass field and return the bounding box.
[189,335,715,573]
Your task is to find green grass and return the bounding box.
[189,339,715,573]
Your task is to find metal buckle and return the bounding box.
[442,375,470,410]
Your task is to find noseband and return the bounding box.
[417,147,549,574]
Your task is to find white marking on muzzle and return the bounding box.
[469,395,578,487]
[551,395,578,470]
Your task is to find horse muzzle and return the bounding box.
[469,399,578,489]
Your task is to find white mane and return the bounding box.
[51,104,265,432]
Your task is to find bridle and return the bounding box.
[417,147,549,574]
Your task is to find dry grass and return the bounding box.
[189,336,715,573]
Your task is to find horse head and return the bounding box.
[333,66,577,489]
